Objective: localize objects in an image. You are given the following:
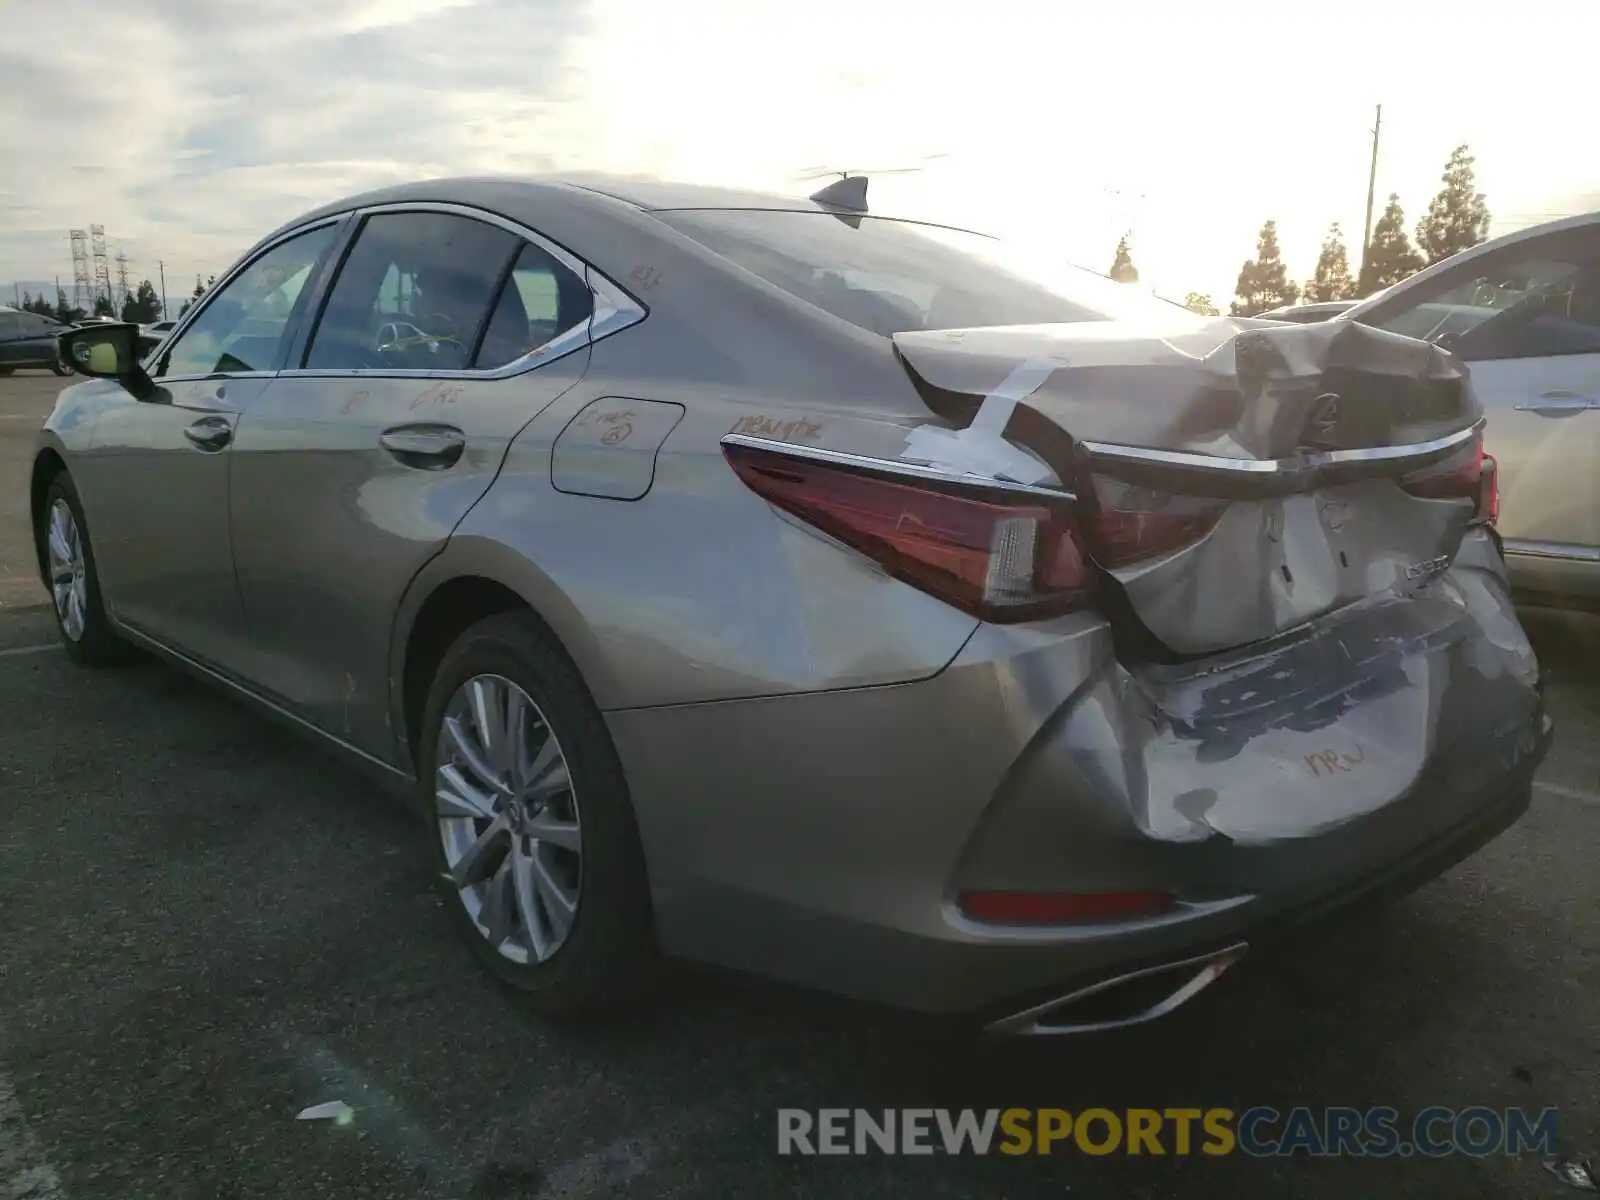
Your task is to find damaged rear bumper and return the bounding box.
[608,534,1549,1020]
[980,767,1541,1035]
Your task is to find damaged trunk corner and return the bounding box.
[891,318,1488,657]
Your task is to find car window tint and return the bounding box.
[158,226,336,378]
[0,312,19,337]
[305,212,518,371]
[1368,233,1600,361]
[472,243,594,369]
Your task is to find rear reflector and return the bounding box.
[958,889,1176,924]
[1085,477,1228,568]
[722,441,1090,622]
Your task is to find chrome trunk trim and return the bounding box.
[719,433,1077,502]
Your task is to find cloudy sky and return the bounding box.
[2,0,1596,311]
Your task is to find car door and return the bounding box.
[227,205,596,760]
[77,220,344,673]
[1355,226,1600,603]
[0,310,21,367]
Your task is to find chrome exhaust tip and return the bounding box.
[984,943,1248,1037]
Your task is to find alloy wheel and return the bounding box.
[46,499,88,642]
[435,674,583,965]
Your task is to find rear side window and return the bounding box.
[0,312,19,338]
[654,210,1193,337]
[473,242,594,369]
[305,212,519,371]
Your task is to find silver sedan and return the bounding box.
[32,175,1550,1034]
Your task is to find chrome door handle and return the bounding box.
[1514,390,1597,415]
[379,425,465,469]
[183,415,233,450]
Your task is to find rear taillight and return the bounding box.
[1085,477,1227,568]
[1478,452,1499,525]
[722,441,1090,622]
[1398,432,1495,523]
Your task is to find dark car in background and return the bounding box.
[0,306,73,375]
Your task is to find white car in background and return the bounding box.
[1345,212,1600,609]
[1259,299,1359,323]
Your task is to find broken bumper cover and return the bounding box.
[981,765,1541,1035]
[608,541,1548,1020]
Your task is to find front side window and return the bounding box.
[472,243,593,369]
[1365,231,1600,361]
[304,212,519,371]
[158,224,337,378]
[0,312,20,339]
[654,209,1196,337]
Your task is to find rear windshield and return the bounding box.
[654,209,1194,337]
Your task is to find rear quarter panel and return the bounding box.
[424,315,983,711]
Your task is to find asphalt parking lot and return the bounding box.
[2,370,1599,1199]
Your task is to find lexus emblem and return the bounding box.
[1300,392,1342,452]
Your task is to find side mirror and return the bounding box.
[59,322,156,400]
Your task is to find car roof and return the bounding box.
[286,173,843,228]
[1347,209,1600,315]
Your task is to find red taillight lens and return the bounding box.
[1399,432,1496,524]
[723,442,1090,622]
[1398,434,1482,501]
[957,889,1176,924]
[1085,477,1227,568]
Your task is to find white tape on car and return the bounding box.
[900,355,1066,485]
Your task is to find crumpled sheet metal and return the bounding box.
[892,316,1479,461]
[1059,577,1543,846]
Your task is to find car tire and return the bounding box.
[0,366,12,376]
[52,356,74,376]
[39,473,127,666]
[419,611,658,1016]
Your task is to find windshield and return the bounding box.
[655,209,1195,337]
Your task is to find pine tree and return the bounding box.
[119,279,163,323]
[92,294,116,318]
[1108,233,1139,283]
[1304,223,1357,302]
[1230,220,1299,316]
[1184,293,1220,316]
[1357,194,1424,296]
[1416,144,1491,266]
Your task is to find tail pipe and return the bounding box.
[984,943,1249,1037]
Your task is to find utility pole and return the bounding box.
[159,260,169,320]
[1358,104,1383,286]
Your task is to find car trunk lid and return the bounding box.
[891,317,1488,657]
